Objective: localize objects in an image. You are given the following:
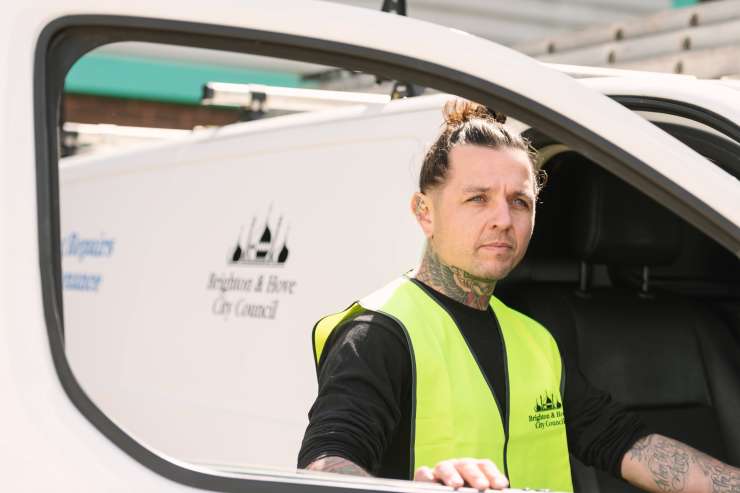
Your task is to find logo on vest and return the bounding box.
[528,392,564,430]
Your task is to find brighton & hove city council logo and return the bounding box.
[230,207,289,266]
[206,207,297,322]
[528,391,565,430]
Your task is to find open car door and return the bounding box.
[4,0,739,491]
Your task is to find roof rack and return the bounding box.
[201,82,390,113]
[381,0,406,16]
[61,122,191,157]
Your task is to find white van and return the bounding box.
[3,1,738,492]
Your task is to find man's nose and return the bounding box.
[487,198,513,230]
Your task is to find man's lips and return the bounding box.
[479,241,514,250]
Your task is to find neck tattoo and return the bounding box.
[415,244,496,311]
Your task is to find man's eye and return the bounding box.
[513,198,531,209]
[467,195,485,203]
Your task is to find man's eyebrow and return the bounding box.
[511,190,535,200]
[461,186,490,193]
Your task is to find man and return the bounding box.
[297,99,740,493]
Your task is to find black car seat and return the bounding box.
[497,153,740,493]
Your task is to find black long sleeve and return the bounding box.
[298,312,411,477]
[298,287,649,479]
[560,364,648,475]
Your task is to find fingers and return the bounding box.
[434,460,465,488]
[414,466,435,483]
[415,458,509,491]
[478,459,509,490]
[458,459,492,490]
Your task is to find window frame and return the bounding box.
[34,14,740,491]
[612,95,740,147]
[651,122,740,179]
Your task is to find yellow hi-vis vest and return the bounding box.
[313,276,573,492]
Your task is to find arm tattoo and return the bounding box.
[690,449,740,493]
[305,456,370,477]
[629,435,690,492]
[628,435,740,493]
[416,244,495,310]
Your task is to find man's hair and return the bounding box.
[419,99,546,195]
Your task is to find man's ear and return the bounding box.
[411,192,433,239]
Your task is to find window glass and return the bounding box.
[59,40,464,471]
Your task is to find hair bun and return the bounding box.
[443,98,507,126]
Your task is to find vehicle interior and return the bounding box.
[497,127,740,493]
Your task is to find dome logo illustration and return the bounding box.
[529,391,565,431]
[534,392,562,413]
[230,207,289,266]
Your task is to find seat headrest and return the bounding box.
[569,164,682,266]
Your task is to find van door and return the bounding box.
[13,0,740,491]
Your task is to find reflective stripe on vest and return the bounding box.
[313,276,573,492]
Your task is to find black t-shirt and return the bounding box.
[298,279,648,479]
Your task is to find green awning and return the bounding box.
[672,0,699,8]
[65,52,314,105]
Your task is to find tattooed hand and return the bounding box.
[623,434,740,493]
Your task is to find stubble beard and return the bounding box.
[470,249,520,282]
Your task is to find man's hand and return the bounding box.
[414,458,509,490]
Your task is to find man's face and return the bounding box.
[417,144,536,281]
